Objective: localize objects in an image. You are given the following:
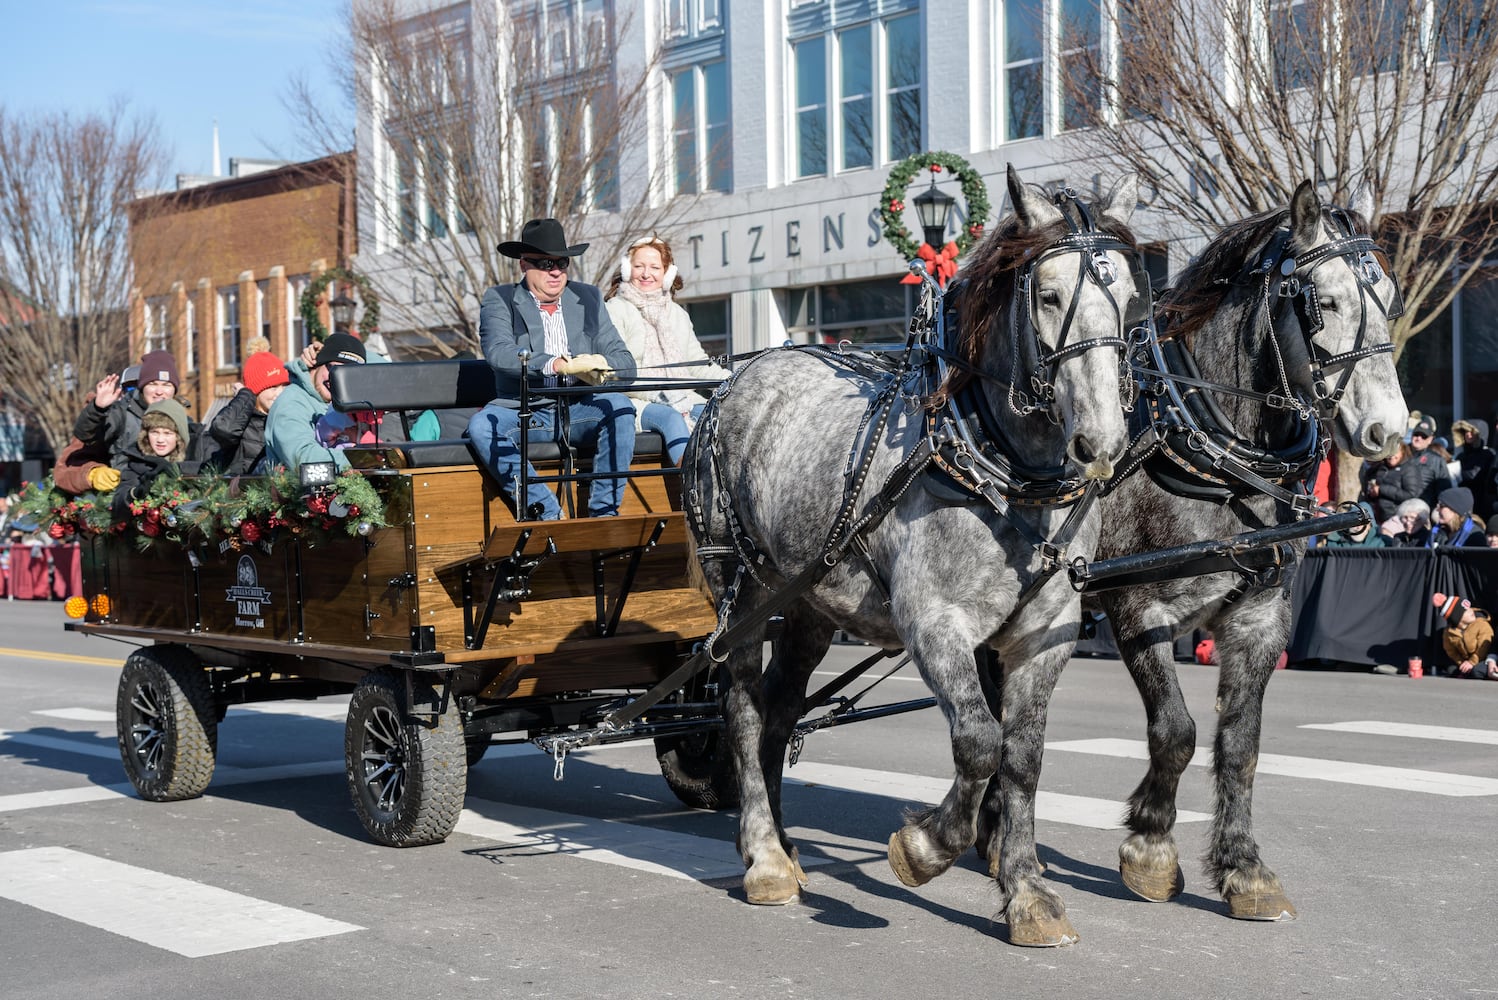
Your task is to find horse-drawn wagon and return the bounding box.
[57,167,1404,949]
[62,357,757,847]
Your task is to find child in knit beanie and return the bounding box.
[1432,592,1498,678]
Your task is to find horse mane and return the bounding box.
[1158,204,1373,347]
[931,196,1139,408]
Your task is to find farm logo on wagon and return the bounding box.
[226,554,273,628]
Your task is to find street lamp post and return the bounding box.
[329,289,357,336]
[912,174,957,251]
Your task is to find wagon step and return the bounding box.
[1068,506,1366,593]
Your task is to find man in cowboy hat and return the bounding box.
[468,218,637,520]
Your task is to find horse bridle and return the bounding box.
[1252,208,1402,420]
[1007,189,1149,422]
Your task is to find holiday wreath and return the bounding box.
[298,266,382,343]
[878,150,991,262]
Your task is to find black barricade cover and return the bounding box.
[1288,548,1498,667]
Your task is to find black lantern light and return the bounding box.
[329,289,357,335]
[912,175,957,250]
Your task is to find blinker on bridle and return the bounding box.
[1008,187,1150,421]
[1252,206,1401,420]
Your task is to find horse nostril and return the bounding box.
[1070,435,1098,466]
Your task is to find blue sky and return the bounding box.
[0,1,349,179]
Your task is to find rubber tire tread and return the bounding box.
[345,670,466,847]
[655,729,740,810]
[116,645,217,801]
[465,735,490,768]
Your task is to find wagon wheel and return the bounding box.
[654,727,739,810]
[654,662,739,810]
[115,645,218,801]
[345,670,466,847]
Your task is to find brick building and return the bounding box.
[127,153,356,419]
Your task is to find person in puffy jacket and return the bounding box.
[74,350,182,469]
[110,399,205,518]
[1406,415,1454,508]
[207,352,292,475]
[1450,417,1496,522]
[1361,443,1422,524]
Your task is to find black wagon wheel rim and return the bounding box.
[359,704,407,817]
[127,680,167,776]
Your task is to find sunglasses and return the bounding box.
[522,256,570,272]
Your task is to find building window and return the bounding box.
[288,274,311,354]
[218,287,241,370]
[794,37,828,178]
[794,11,923,179]
[1004,0,1046,141]
[672,61,732,195]
[143,296,170,355]
[1270,0,1320,91]
[666,0,722,39]
[255,279,272,344]
[1001,0,1149,140]
[397,137,420,244]
[786,278,913,345]
[185,298,197,373]
[885,13,921,160]
[683,298,731,357]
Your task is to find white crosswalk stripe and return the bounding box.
[1301,720,1498,746]
[1046,737,1498,797]
[0,846,362,957]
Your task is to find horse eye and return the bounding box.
[1321,297,1338,312]
[1038,288,1062,307]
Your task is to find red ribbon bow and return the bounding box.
[900,241,959,289]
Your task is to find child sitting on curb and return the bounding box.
[1433,591,1498,679]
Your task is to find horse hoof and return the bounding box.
[1120,860,1184,902]
[888,831,929,887]
[745,871,800,906]
[1226,888,1298,921]
[1008,913,1080,948]
[789,847,809,888]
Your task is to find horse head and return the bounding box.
[1270,181,1408,460]
[1000,167,1138,479]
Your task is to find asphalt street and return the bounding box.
[1,597,1494,1000]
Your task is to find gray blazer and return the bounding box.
[477,280,637,406]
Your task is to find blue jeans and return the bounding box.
[467,394,637,518]
[640,401,705,464]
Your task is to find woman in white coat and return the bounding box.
[604,235,729,463]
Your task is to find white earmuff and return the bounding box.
[619,254,632,283]
[663,263,678,290]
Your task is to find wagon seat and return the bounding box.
[327,358,664,471]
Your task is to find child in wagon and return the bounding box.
[1432,591,1498,679]
[110,399,206,518]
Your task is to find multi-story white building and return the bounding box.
[354,0,1490,431]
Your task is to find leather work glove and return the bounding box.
[87,466,121,492]
[555,354,614,385]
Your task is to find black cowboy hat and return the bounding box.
[497,218,589,259]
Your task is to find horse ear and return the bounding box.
[1289,179,1322,247]
[1097,172,1139,228]
[1006,163,1061,230]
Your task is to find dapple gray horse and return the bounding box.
[685,166,1143,947]
[975,181,1408,929]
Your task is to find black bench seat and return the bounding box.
[328,358,663,470]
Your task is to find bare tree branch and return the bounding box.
[287,0,688,356]
[0,101,168,452]
[1065,0,1498,358]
